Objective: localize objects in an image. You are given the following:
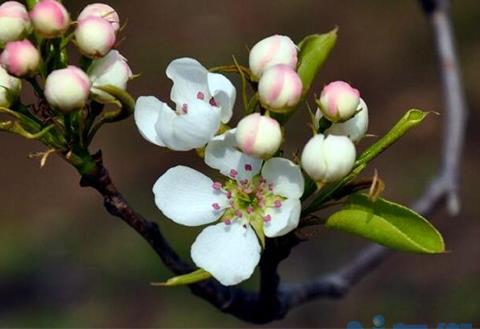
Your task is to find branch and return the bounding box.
[278,0,467,309]
[72,0,466,324]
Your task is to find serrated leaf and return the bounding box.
[325,193,445,254]
[296,29,337,97]
[151,269,211,287]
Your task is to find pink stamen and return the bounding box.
[247,206,254,214]
[229,169,238,178]
[274,200,282,208]
[212,182,222,190]
[209,97,218,107]
[224,219,232,225]
[181,103,188,114]
[268,183,274,191]
[226,191,232,199]
[197,91,205,100]
[235,210,243,218]
[240,179,248,185]
[212,203,221,210]
[244,164,252,171]
[263,214,272,222]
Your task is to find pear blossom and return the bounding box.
[135,57,236,151]
[235,113,282,158]
[30,0,70,38]
[77,3,120,32]
[87,50,133,103]
[315,98,369,143]
[74,16,116,58]
[153,130,304,285]
[0,39,41,77]
[317,81,360,122]
[0,65,21,107]
[0,1,31,47]
[258,64,302,110]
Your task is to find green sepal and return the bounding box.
[325,193,445,254]
[95,85,135,122]
[152,269,212,287]
[250,216,266,249]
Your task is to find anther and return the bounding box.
[263,214,272,222]
[274,200,282,208]
[229,169,238,178]
[212,182,222,190]
[244,164,252,171]
[212,203,221,210]
[197,91,205,100]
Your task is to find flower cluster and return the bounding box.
[136,34,370,285]
[0,0,132,112]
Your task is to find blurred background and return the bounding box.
[0,0,479,327]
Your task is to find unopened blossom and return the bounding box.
[0,40,41,77]
[78,3,120,32]
[258,64,302,111]
[0,1,30,47]
[317,81,360,123]
[88,50,133,103]
[30,0,70,38]
[235,113,282,159]
[0,66,21,107]
[75,16,116,59]
[153,130,304,285]
[44,66,91,112]
[135,57,236,151]
[301,134,356,183]
[249,35,298,79]
[315,98,369,143]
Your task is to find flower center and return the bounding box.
[211,171,284,226]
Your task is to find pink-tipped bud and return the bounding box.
[30,0,70,38]
[258,64,302,111]
[0,66,21,107]
[44,66,91,112]
[317,81,360,123]
[74,16,116,59]
[0,1,30,47]
[249,35,297,79]
[87,50,132,103]
[0,40,41,77]
[235,113,282,159]
[301,134,356,183]
[78,3,120,32]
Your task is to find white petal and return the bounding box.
[262,158,305,199]
[205,129,262,181]
[153,166,228,226]
[134,96,170,146]
[264,198,301,238]
[191,221,261,286]
[166,58,210,105]
[208,72,236,123]
[156,98,221,151]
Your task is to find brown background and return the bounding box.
[0,0,479,327]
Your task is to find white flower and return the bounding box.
[74,15,116,59]
[0,65,21,107]
[77,3,120,32]
[30,0,70,39]
[317,81,360,122]
[134,58,236,151]
[235,113,282,158]
[153,130,304,285]
[88,50,132,103]
[258,64,302,110]
[0,1,31,47]
[315,98,369,143]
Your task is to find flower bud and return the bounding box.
[301,134,356,183]
[0,1,30,47]
[78,3,120,32]
[44,66,91,112]
[258,64,302,111]
[235,113,282,159]
[30,0,70,38]
[317,81,360,123]
[75,16,116,59]
[315,98,369,143]
[0,40,41,77]
[87,50,132,103]
[249,35,297,79]
[0,66,21,107]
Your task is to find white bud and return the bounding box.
[44,66,91,112]
[258,64,302,111]
[317,81,360,122]
[301,134,356,183]
[0,1,31,47]
[88,50,132,103]
[78,3,120,32]
[235,113,282,159]
[0,66,21,107]
[74,16,116,59]
[249,35,298,79]
[30,0,70,38]
[315,98,369,143]
[0,39,41,77]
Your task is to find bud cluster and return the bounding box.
[0,1,133,113]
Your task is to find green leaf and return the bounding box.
[296,29,337,98]
[151,269,212,287]
[325,193,445,254]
